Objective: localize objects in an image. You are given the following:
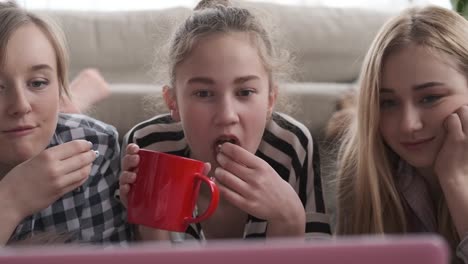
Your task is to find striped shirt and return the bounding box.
[123,112,330,240]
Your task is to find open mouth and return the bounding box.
[214,135,240,153]
[216,138,238,145]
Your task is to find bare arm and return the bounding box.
[136,226,171,241]
[435,107,468,238]
[0,182,23,245]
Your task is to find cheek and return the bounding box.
[428,100,468,129]
[36,93,60,129]
[379,114,397,142]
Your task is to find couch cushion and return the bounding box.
[41,4,392,84]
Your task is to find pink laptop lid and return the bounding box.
[0,235,450,264]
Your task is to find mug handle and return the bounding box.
[184,173,219,224]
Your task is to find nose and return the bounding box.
[214,95,239,126]
[399,105,423,133]
[6,84,32,117]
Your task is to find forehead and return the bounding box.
[381,44,465,94]
[175,32,268,83]
[2,23,57,74]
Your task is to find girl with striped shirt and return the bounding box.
[119,0,330,241]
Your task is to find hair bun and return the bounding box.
[194,0,230,11]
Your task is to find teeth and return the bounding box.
[216,138,236,145]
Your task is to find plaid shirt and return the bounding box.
[9,113,132,244]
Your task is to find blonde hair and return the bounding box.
[336,4,468,250]
[163,0,290,91]
[0,1,70,98]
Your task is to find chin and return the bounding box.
[404,157,434,170]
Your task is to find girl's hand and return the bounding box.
[434,105,468,184]
[434,105,468,238]
[214,143,305,236]
[0,140,96,220]
[119,143,140,208]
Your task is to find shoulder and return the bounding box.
[123,113,185,149]
[54,113,120,156]
[265,112,313,151]
[56,113,118,142]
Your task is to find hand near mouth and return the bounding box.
[214,142,305,237]
[434,105,468,238]
[435,106,468,181]
[0,140,96,227]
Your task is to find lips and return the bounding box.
[215,135,240,146]
[3,125,35,133]
[401,137,435,149]
[213,134,240,155]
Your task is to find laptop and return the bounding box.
[0,235,450,264]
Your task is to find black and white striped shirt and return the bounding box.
[123,112,330,240]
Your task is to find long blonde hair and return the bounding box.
[336,5,468,249]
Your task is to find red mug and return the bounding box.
[127,149,219,232]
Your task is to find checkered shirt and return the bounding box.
[8,113,132,244]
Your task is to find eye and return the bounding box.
[194,90,214,98]
[236,89,256,97]
[420,95,442,105]
[29,79,49,89]
[380,99,397,109]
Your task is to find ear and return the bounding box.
[267,85,278,118]
[162,85,180,121]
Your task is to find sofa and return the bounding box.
[39,2,394,222]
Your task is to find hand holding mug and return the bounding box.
[119,143,140,208]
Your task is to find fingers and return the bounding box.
[47,140,93,160]
[216,151,250,182]
[119,170,137,208]
[214,167,248,197]
[218,143,257,169]
[122,154,140,172]
[119,184,130,208]
[120,171,137,185]
[217,183,247,212]
[445,114,463,140]
[56,163,92,195]
[122,144,140,172]
[126,143,140,155]
[445,106,468,142]
[58,149,97,174]
[203,162,211,176]
[456,106,468,134]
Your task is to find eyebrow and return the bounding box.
[380,81,445,94]
[30,64,53,72]
[187,75,260,85]
[412,81,445,91]
[233,75,260,84]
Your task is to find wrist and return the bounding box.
[438,172,467,191]
[0,181,25,234]
[267,207,305,237]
